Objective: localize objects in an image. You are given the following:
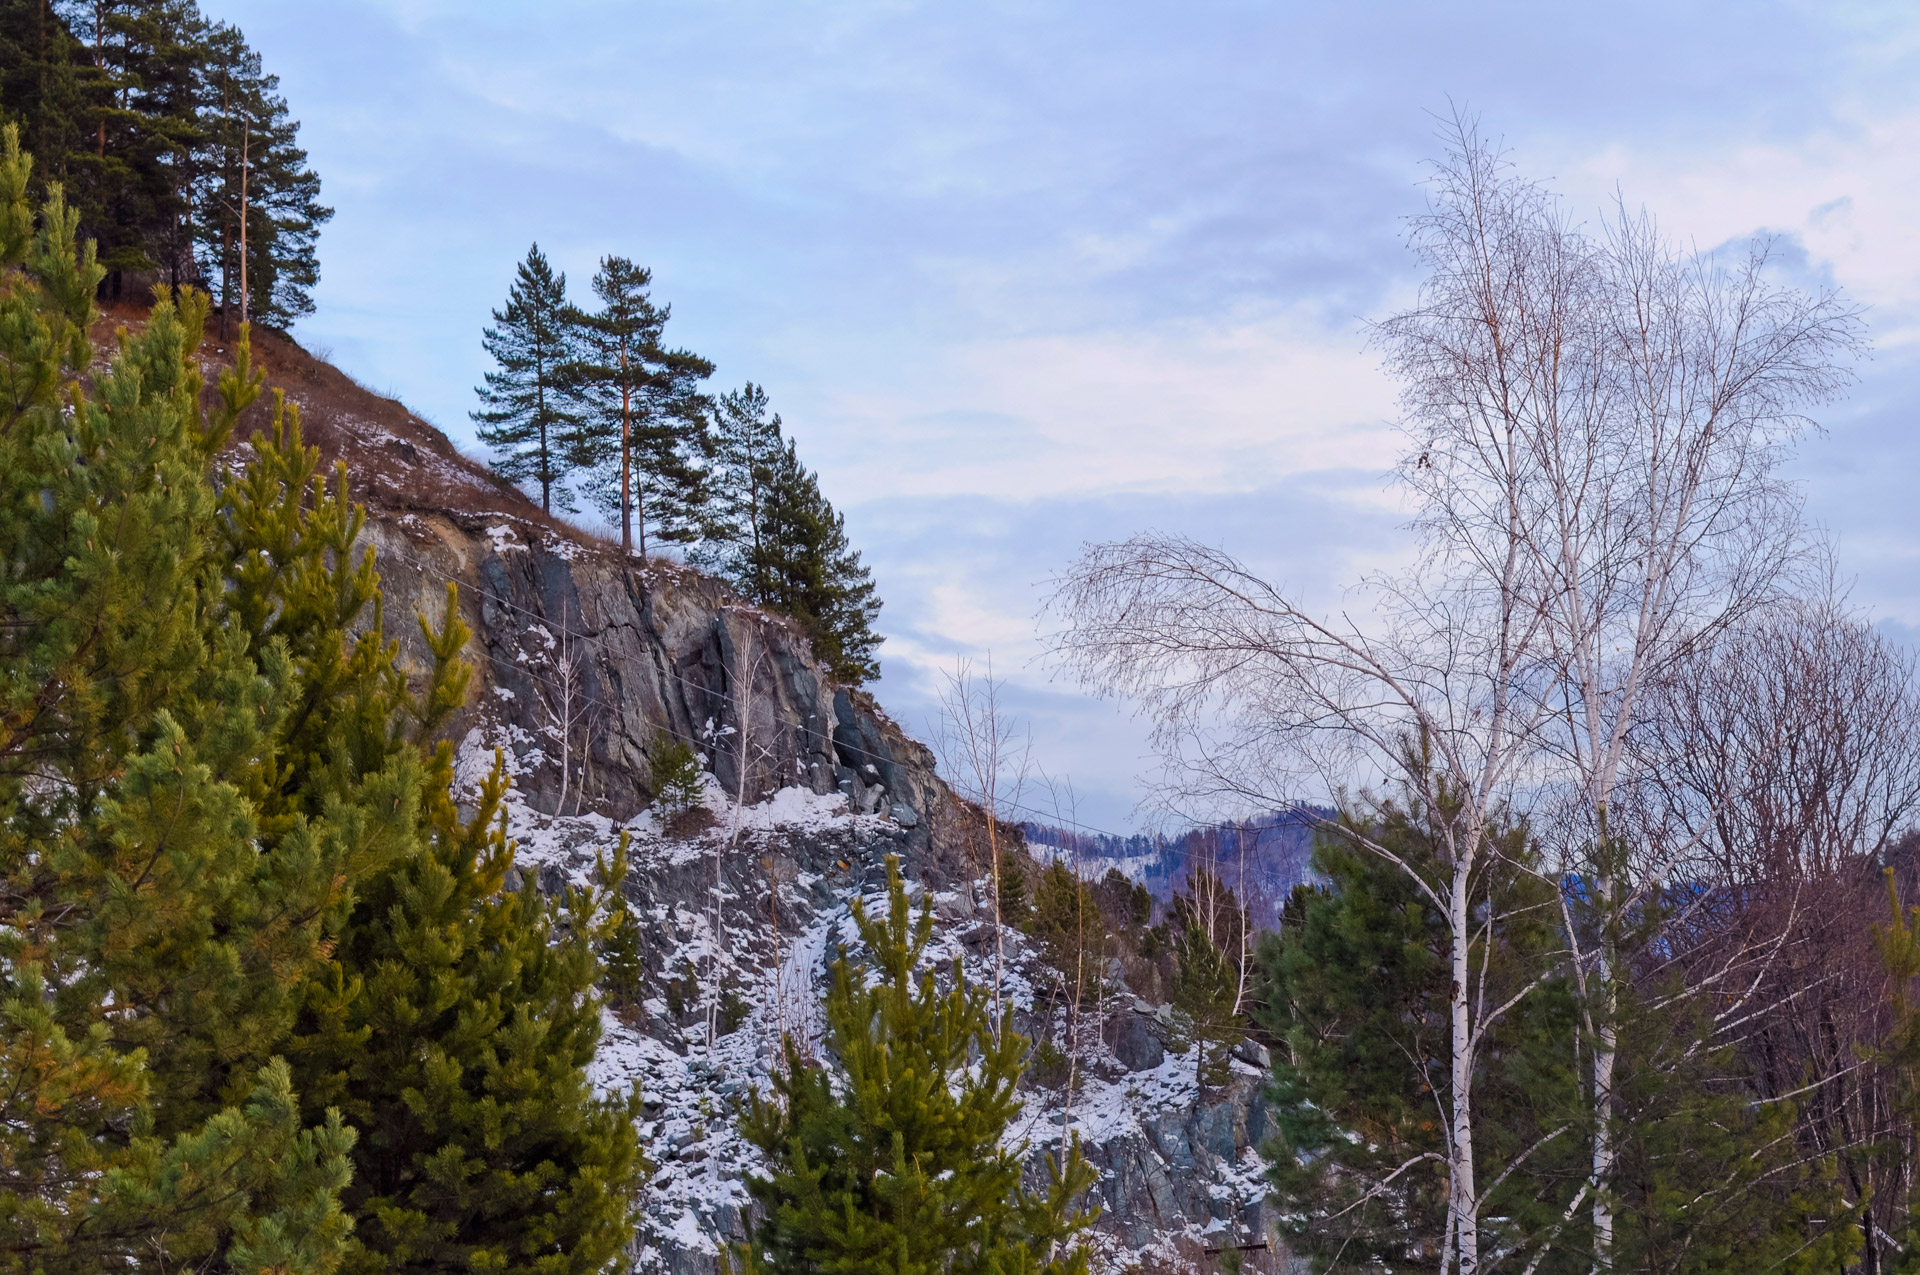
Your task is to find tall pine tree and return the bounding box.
[473,242,581,514]
[699,381,784,596]
[567,254,713,555]
[196,19,330,331]
[0,127,356,1274]
[738,855,1096,1275]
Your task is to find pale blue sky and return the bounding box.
[216,1,1920,831]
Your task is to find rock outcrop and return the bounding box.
[179,323,1286,1275]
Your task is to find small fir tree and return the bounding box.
[649,730,704,815]
[568,254,714,555]
[598,839,647,1020]
[738,856,1097,1275]
[1166,873,1245,1092]
[473,242,582,513]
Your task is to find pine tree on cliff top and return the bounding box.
[569,253,715,556]
[752,435,883,685]
[737,855,1097,1275]
[474,242,582,513]
[700,381,783,595]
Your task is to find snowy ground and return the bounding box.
[458,727,1274,1274]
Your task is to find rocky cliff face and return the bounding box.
[358,503,1288,1275]
[196,326,1288,1275]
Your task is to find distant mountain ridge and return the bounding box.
[1022,806,1334,929]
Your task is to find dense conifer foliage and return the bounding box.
[471,254,886,683]
[743,436,883,685]
[0,128,354,1274]
[700,382,883,683]
[0,129,639,1271]
[473,243,582,515]
[0,0,329,325]
[737,857,1097,1275]
[569,254,714,555]
[1255,776,1857,1273]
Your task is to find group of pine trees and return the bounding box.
[473,244,883,684]
[738,857,1097,1275]
[0,0,326,326]
[0,127,634,1273]
[0,128,1093,1275]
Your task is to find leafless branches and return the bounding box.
[936,657,1031,1037]
[541,602,600,816]
[1048,111,1865,1274]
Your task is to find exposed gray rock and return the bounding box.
[1104,1010,1166,1072]
[356,508,1284,1275]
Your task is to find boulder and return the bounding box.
[1104,1010,1165,1071]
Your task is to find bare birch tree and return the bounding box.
[936,657,1031,1037]
[1050,115,1861,1273]
[541,603,599,815]
[711,621,772,1058]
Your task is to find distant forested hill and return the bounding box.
[1022,807,1330,929]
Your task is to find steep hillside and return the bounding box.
[115,313,1290,1275]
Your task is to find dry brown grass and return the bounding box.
[90,299,581,536]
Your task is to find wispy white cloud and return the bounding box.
[209,0,1920,826]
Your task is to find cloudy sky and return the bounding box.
[212,0,1920,832]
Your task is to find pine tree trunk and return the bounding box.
[238,123,249,327]
[620,338,632,554]
[536,341,550,513]
[219,69,231,339]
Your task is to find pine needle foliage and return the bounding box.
[0,1,330,322]
[1028,861,1109,1011]
[753,437,883,685]
[473,242,582,514]
[700,382,784,595]
[1254,786,1585,1271]
[697,385,882,684]
[0,124,355,1274]
[569,254,714,556]
[1160,867,1254,1092]
[1,127,643,1271]
[648,729,704,816]
[1877,869,1920,1270]
[737,855,1097,1275]
[289,746,644,1275]
[1254,768,1853,1273]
